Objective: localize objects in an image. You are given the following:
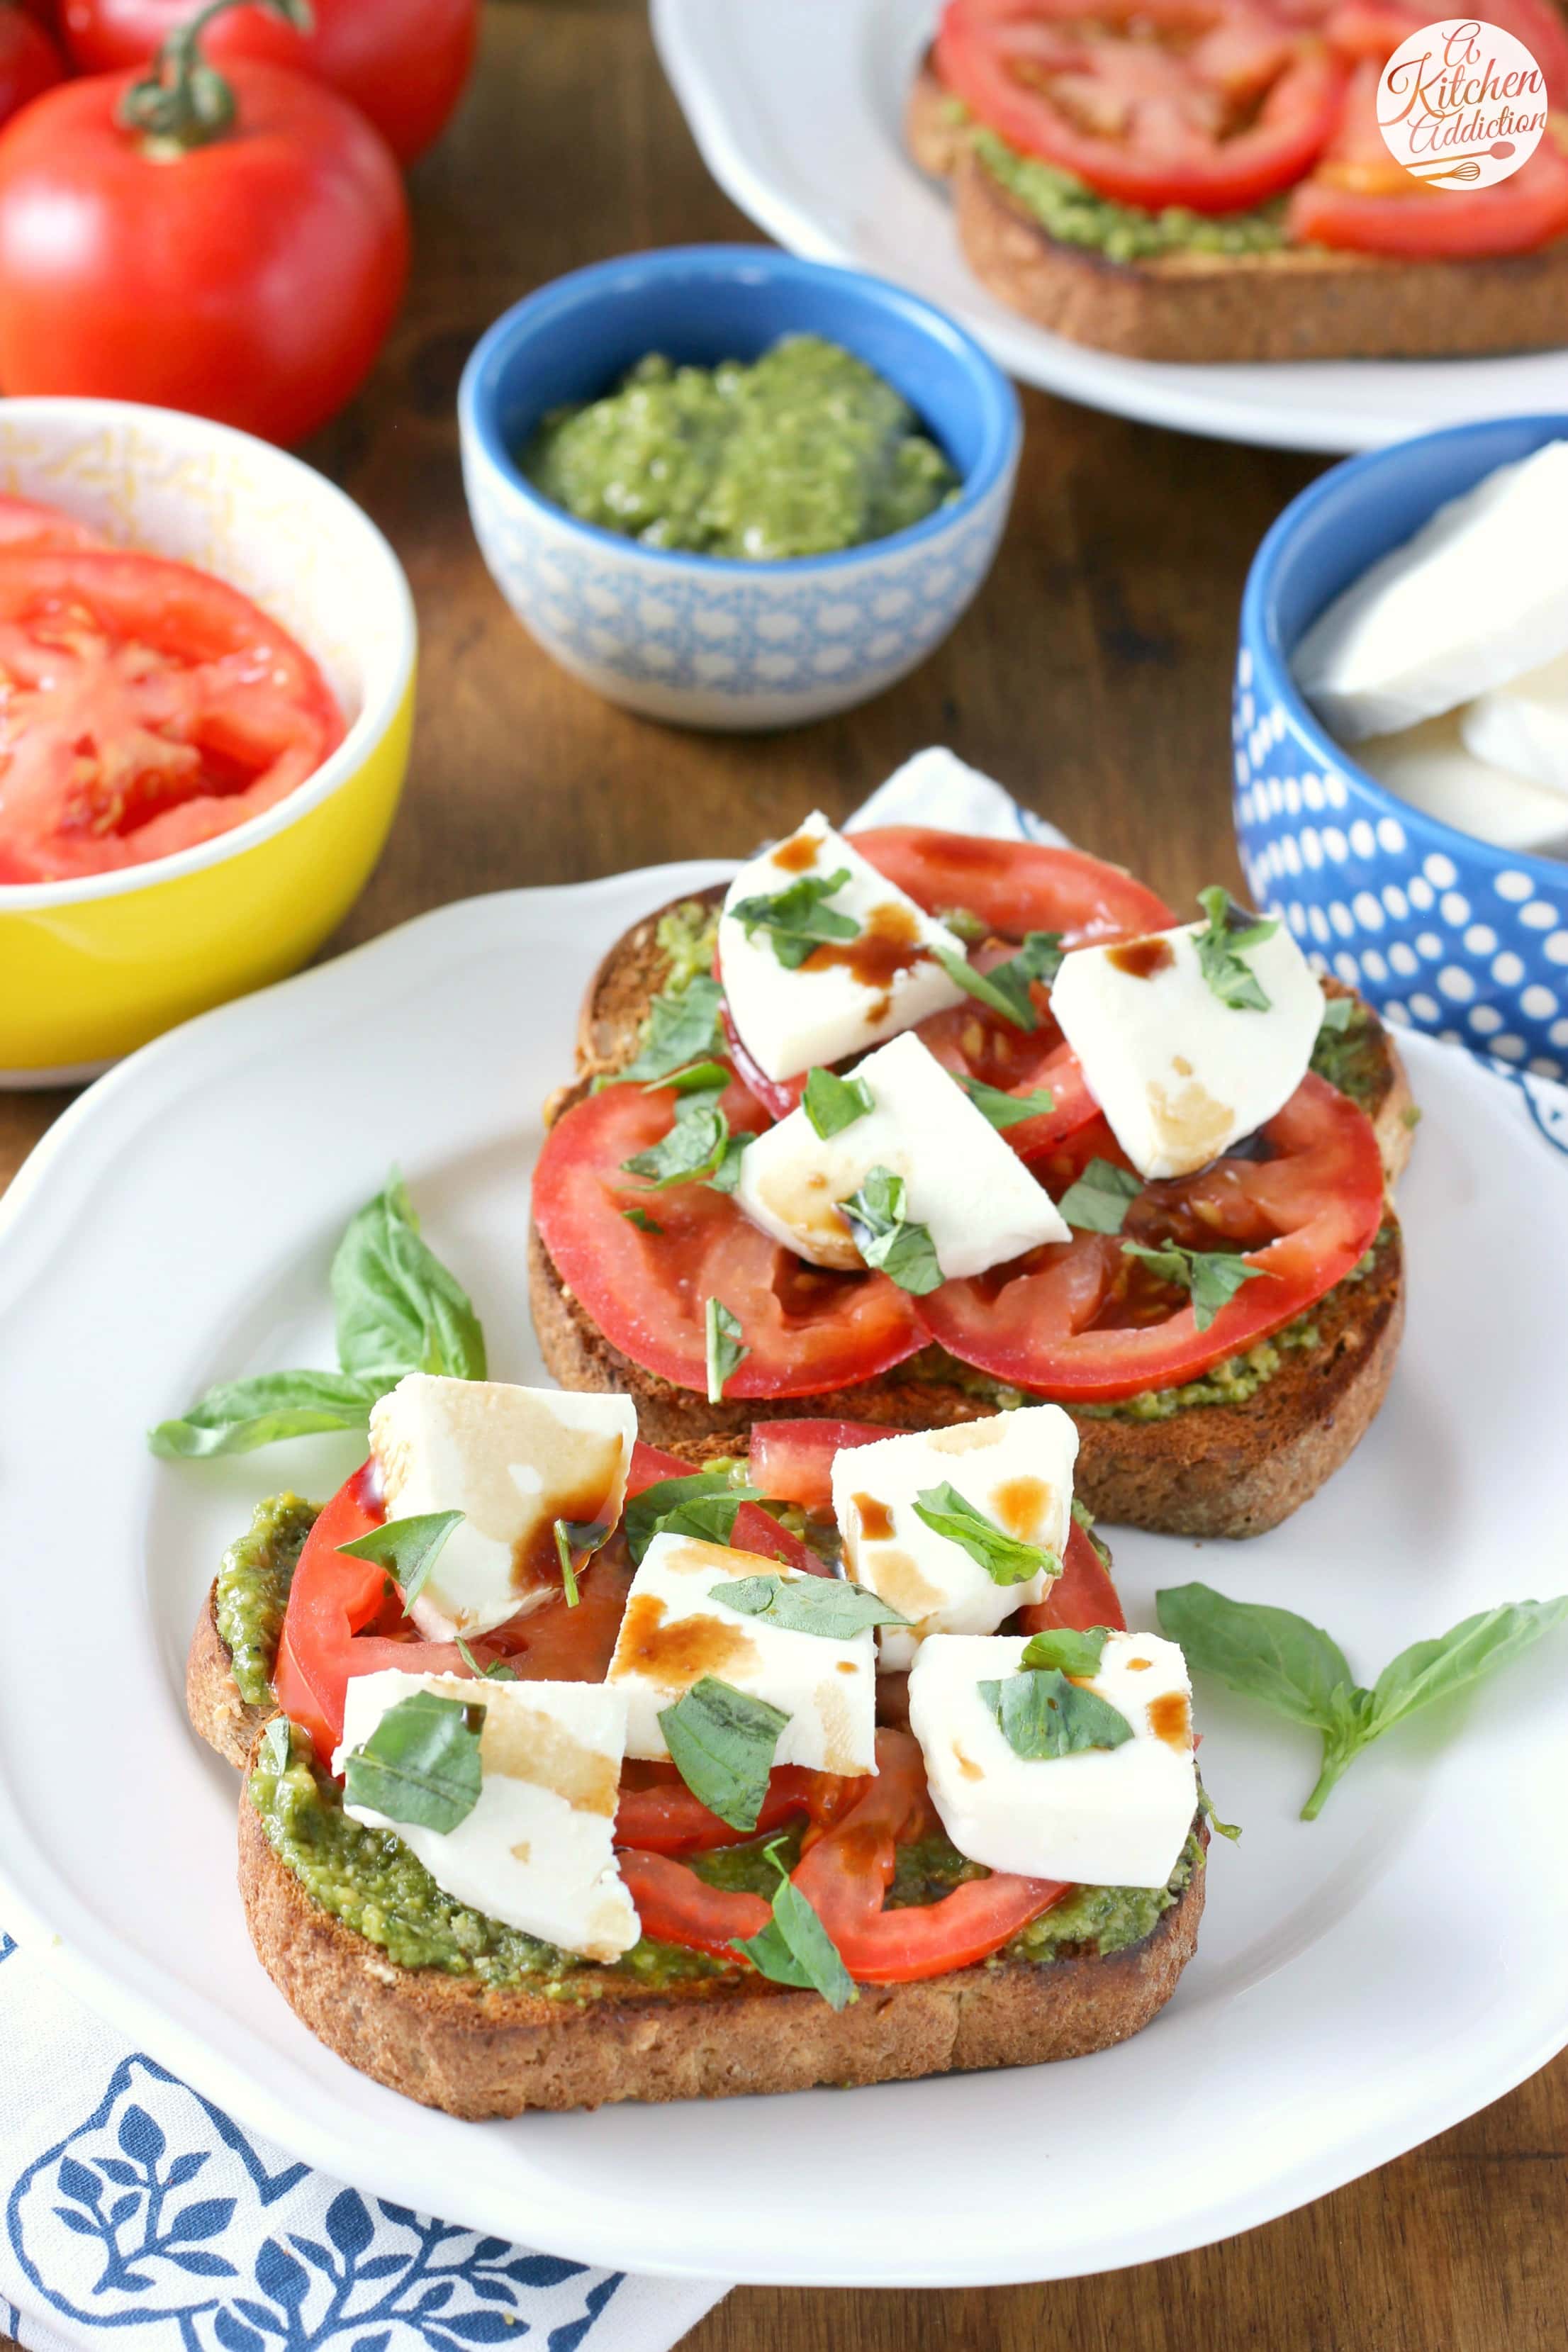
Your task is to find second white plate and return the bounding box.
[1,873,1566,2286]
[652,0,1568,454]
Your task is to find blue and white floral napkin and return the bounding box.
[0,1936,725,2352]
[6,747,1566,2352]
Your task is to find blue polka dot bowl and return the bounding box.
[458,247,1021,732]
[1236,413,1568,1082]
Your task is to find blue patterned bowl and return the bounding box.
[1236,413,1568,1081]
[457,247,1020,731]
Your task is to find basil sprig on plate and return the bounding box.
[913,1482,1057,1587]
[980,1667,1135,1762]
[1194,887,1279,1013]
[802,1066,873,1138]
[337,1509,464,1608]
[1158,1582,1568,1818]
[839,1166,942,1295]
[732,1836,858,2010]
[718,1573,911,1639]
[731,867,861,969]
[342,1689,486,1834]
[1121,1239,1264,1331]
[1058,1158,1141,1234]
[149,1175,486,1459]
[933,931,1064,1031]
[958,1075,1055,1131]
[658,1674,788,1832]
[705,1297,748,1403]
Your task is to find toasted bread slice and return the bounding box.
[907,59,1568,364]
[531,887,1411,1535]
[237,1754,1207,2117]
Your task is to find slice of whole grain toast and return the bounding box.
[907,57,1568,365]
[530,885,1411,1538]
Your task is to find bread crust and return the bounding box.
[530,1213,1404,1537]
[187,1586,272,1772]
[237,1786,1207,2117]
[907,59,1568,364]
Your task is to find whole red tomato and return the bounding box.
[0,28,410,444]
[59,0,477,162]
[0,6,65,124]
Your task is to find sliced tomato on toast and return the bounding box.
[917,1071,1385,1402]
[1288,58,1568,255]
[934,0,1345,213]
[532,1071,926,1399]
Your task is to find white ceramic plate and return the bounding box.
[651,0,1568,455]
[1,872,1566,2288]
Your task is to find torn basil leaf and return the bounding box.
[1318,995,1355,1034]
[658,1675,788,1832]
[803,1066,875,1139]
[933,931,1064,1031]
[730,868,860,970]
[342,1689,486,1833]
[1019,1624,1113,1676]
[622,1206,664,1235]
[1121,1239,1264,1331]
[620,1094,731,1190]
[648,1058,732,1096]
[731,1837,858,2010]
[839,1165,943,1295]
[553,1518,607,1608]
[615,974,724,1087]
[623,1468,761,1565]
[719,1573,911,1637]
[456,1636,517,1682]
[337,1509,465,1608]
[958,1076,1055,1130]
[1057,1158,1141,1234]
[913,1482,1055,1587]
[705,1297,748,1403]
[1194,886,1279,1013]
[980,1667,1134,1760]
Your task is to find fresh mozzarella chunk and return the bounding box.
[336,1669,638,1963]
[832,1408,1077,1671]
[907,1631,1197,1888]
[733,1029,1070,1277]
[1051,919,1321,1181]
[1359,716,1568,853]
[1460,651,1568,797]
[717,810,968,1082]
[605,1533,877,1774]
[1293,443,1568,741]
[370,1374,636,1642]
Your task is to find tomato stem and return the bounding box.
[118,0,314,152]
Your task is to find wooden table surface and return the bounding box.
[3,4,1564,2346]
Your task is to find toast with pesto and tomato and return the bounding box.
[907,0,1568,365]
[528,761,1413,1540]
[185,1357,1209,2118]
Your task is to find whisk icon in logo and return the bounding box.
[1377,17,1547,186]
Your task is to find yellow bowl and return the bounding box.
[0,398,417,1083]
